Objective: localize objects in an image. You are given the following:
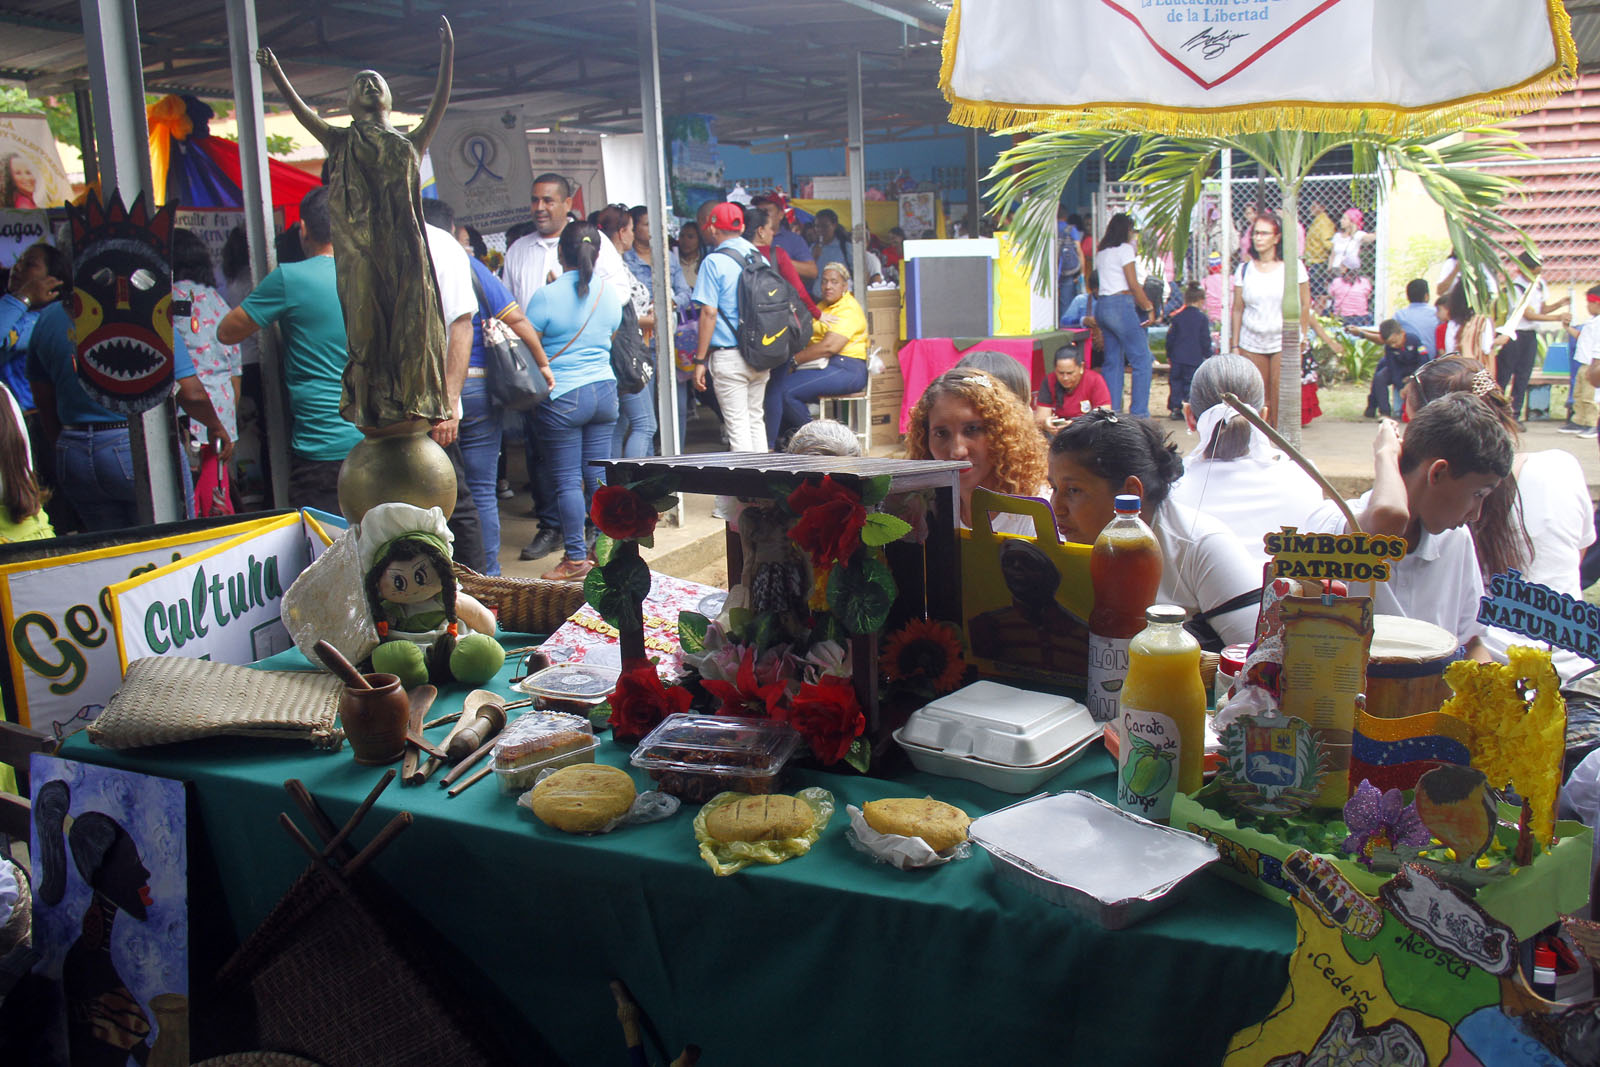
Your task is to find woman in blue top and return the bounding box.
[2,241,71,410]
[525,222,624,581]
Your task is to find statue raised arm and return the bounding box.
[406,16,454,155]
[255,46,332,150]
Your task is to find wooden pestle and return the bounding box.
[447,701,507,761]
[315,640,370,689]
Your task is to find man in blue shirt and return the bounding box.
[810,209,848,300]
[1393,278,1437,360]
[219,187,359,515]
[758,195,817,289]
[691,201,768,452]
[30,303,230,531]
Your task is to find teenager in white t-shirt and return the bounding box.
[1090,213,1158,418]
[1229,210,1335,430]
[1303,391,1513,658]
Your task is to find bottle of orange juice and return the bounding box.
[1115,605,1207,824]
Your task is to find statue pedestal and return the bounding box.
[338,428,456,524]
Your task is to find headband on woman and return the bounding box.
[1186,400,1272,463]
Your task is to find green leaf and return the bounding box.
[678,611,710,654]
[860,475,891,507]
[584,552,651,631]
[726,606,753,643]
[589,702,613,732]
[827,556,896,635]
[843,737,871,775]
[593,532,618,567]
[652,496,678,513]
[860,512,912,547]
[636,533,654,550]
[749,612,779,653]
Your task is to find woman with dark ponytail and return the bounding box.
[1047,410,1262,648]
[34,779,157,1064]
[523,221,626,581]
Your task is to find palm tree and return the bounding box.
[989,128,1532,444]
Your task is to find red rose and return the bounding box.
[773,676,864,766]
[787,475,866,568]
[591,485,659,541]
[701,646,788,719]
[607,659,690,742]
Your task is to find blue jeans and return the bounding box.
[780,357,869,435]
[1096,293,1153,417]
[763,359,792,449]
[460,377,504,575]
[57,426,137,531]
[535,380,619,562]
[521,409,559,531]
[613,377,658,459]
[1058,274,1081,326]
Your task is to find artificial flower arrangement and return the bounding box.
[589,474,951,774]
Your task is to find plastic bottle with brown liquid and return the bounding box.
[1116,605,1207,823]
[1086,494,1161,723]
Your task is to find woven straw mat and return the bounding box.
[88,657,343,750]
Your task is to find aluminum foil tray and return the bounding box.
[968,791,1218,928]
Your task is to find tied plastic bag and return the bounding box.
[845,804,970,870]
[516,766,681,833]
[694,788,834,877]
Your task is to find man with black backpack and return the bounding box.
[691,201,810,453]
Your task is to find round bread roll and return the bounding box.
[705,794,815,842]
[531,764,637,833]
[862,797,970,852]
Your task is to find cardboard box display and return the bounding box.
[1171,792,1593,941]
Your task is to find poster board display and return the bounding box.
[666,114,721,219]
[898,191,937,240]
[172,206,285,289]
[432,105,536,234]
[0,207,51,267]
[0,516,277,732]
[109,510,332,670]
[528,131,605,221]
[0,112,74,211]
[961,488,1092,694]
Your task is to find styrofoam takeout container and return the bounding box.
[893,728,1100,794]
[968,791,1218,928]
[898,681,1095,766]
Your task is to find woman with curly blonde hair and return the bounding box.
[905,368,1049,531]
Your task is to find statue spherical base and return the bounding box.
[337,428,456,524]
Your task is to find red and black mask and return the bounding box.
[66,192,177,413]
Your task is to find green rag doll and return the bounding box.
[358,502,504,687]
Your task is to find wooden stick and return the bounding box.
[283,778,348,857]
[343,811,412,878]
[401,685,434,784]
[439,735,499,788]
[421,710,462,732]
[1221,393,1362,533]
[446,763,494,797]
[405,732,451,761]
[316,769,397,860]
[314,640,370,689]
[279,812,340,880]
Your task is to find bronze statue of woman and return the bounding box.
[257,17,455,435]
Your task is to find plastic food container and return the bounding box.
[898,681,1095,766]
[492,710,594,768]
[894,728,1100,794]
[968,791,1218,928]
[512,663,620,713]
[493,735,601,795]
[630,713,801,803]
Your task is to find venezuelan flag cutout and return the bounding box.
[1350,710,1473,792]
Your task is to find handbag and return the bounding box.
[471,274,549,411]
[611,298,654,396]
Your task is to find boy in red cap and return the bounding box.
[690,201,770,452]
[1562,284,1600,438]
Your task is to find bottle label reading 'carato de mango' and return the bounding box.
[1117,708,1181,821]
[1087,633,1130,723]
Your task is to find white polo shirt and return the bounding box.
[504,226,629,312]
[1303,491,1485,647]
[425,224,476,326]
[1152,498,1264,649]
[1169,453,1325,570]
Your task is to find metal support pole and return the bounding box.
[226,0,291,509]
[966,128,981,237]
[846,51,867,306]
[81,0,185,525]
[73,86,98,188]
[637,0,681,480]
[1220,148,1233,354]
[784,148,794,196]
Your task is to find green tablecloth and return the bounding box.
[61,645,1293,1066]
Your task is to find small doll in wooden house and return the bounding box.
[357,502,503,687]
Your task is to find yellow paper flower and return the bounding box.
[1437,647,1565,847]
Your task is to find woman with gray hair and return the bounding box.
[775,260,871,442]
[1166,353,1324,566]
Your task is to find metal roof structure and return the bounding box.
[0,0,955,149]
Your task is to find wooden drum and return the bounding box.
[1364,616,1464,720]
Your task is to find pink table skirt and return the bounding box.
[899,336,1097,435]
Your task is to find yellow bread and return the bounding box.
[705,794,815,842]
[862,798,970,852]
[530,764,637,833]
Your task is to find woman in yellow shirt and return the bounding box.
[776,261,869,440]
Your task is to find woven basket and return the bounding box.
[88,658,343,750]
[453,564,586,637]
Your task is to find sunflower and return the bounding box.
[880,618,967,693]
